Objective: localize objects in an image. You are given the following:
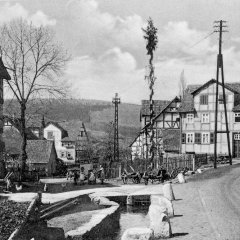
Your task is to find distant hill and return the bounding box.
[3,99,141,146]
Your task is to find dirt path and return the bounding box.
[171,164,240,240]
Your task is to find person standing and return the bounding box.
[98,165,105,185]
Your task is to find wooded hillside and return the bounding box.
[4,99,141,146]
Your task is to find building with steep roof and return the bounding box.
[180,79,240,157]
[26,140,57,176]
[130,97,181,164]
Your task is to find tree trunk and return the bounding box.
[0,78,6,178]
[20,102,27,180]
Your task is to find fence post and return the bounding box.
[192,154,195,171]
[166,154,169,173]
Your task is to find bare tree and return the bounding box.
[0,19,69,179]
[178,69,187,100]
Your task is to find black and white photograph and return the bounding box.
[0,0,240,239]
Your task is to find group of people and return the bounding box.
[67,165,105,185]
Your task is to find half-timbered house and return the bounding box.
[179,79,240,157]
[130,97,181,164]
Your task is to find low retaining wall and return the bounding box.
[8,193,40,240]
[65,195,120,240]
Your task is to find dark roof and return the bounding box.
[178,84,201,113]
[191,79,240,95]
[0,57,11,80]
[61,121,89,142]
[163,129,180,152]
[141,100,171,116]
[26,140,56,164]
[233,105,240,112]
[152,96,180,121]
[45,122,68,138]
[62,136,75,142]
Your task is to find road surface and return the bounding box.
[172,164,240,240]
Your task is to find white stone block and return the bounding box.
[163,182,175,201]
[126,195,133,205]
[177,172,186,183]
[149,212,172,238]
[151,195,174,217]
[121,227,154,240]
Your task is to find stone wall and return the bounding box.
[66,195,120,240]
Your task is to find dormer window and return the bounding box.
[200,95,208,105]
[186,114,194,123]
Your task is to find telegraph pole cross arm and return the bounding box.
[213,20,232,168]
[112,93,121,162]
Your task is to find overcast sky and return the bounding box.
[1,0,240,104]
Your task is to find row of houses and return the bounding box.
[130,79,240,162]
[4,118,89,176]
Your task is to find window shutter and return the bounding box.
[210,133,214,144]
[195,133,201,144]
[182,133,186,144]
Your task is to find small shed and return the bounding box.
[26,140,57,176]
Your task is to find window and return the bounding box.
[235,113,240,122]
[47,131,54,140]
[202,113,209,123]
[182,133,186,144]
[186,133,194,143]
[210,133,214,144]
[186,114,194,123]
[61,151,65,158]
[234,134,240,140]
[195,133,201,144]
[219,94,227,104]
[202,133,210,144]
[200,95,208,105]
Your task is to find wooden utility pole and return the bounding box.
[112,93,120,162]
[213,20,232,168]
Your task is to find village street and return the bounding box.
[2,163,240,240]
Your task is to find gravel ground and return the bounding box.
[0,199,29,240]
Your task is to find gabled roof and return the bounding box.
[26,140,56,164]
[0,57,11,80]
[191,79,240,96]
[45,122,68,138]
[152,96,180,121]
[129,131,143,147]
[179,79,240,113]
[140,100,171,116]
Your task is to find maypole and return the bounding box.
[142,18,158,169]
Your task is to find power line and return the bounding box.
[188,31,215,49]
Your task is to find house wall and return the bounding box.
[58,142,76,164]
[44,124,62,148]
[181,84,240,155]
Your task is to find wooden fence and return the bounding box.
[162,153,208,173]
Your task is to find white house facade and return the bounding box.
[180,79,240,157]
